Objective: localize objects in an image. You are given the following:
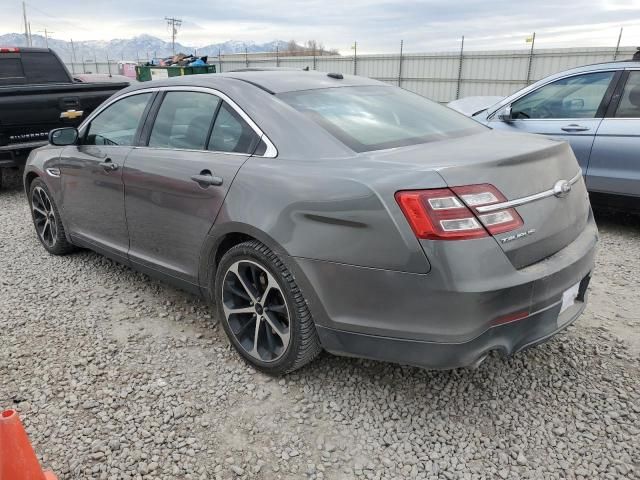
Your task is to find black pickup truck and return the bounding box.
[0,47,130,188]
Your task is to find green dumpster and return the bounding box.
[136,65,217,82]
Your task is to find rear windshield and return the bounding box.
[20,52,70,83]
[279,86,485,152]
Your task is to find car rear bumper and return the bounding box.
[289,212,597,369]
[316,275,589,369]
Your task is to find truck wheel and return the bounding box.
[29,178,75,255]
[215,240,322,375]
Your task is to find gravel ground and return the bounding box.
[1,169,639,480]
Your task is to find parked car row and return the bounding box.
[449,60,640,211]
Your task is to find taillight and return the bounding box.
[395,184,523,241]
[0,47,20,53]
[451,184,523,235]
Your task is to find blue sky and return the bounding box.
[3,0,640,53]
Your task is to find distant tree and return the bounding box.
[282,39,337,57]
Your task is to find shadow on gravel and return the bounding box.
[593,206,640,233]
[0,168,24,194]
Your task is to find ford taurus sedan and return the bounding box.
[449,61,640,211]
[24,71,597,375]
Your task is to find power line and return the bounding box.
[164,17,182,55]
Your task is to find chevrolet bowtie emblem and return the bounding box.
[60,109,84,120]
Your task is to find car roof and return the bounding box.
[556,60,640,75]
[129,70,387,94]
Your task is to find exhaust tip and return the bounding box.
[468,353,489,370]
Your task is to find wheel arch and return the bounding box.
[199,222,292,301]
[24,170,40,194]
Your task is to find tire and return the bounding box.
[215,240,321,375]
[29,178,75,255]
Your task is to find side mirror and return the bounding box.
[49,127,78,146]
[498,105,513,122]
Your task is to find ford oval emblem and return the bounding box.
[553,180,572,198]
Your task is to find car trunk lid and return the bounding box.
[368,130,591,269]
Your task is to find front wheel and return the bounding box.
[29,178,75,255]
[215,240,321,375]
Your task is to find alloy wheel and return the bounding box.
[31,186,58,248]
[221,260,291,362]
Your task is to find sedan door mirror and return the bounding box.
[49,127,78,146]
[498,105,513,122]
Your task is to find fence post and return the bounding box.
[525,32,536,86]
[398,40,404,87]
[313,47,317,70]
[353,41,357,75]
[218,49,222,73]
[613,27,623,61]
[456,36,464,99]
[276,46,280,67]
[245,46,249,68]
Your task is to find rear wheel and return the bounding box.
[29,178,75,255]
[215,240,321,375]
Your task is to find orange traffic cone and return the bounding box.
[0,409,57,480]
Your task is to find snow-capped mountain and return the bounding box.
[0,33,290,62]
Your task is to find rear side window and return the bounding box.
[149,91,220,150]
[0,57,24,81]
[279,86,485,153]
[208,102,261,154]
[20,52,69,83]
[84,93,152,146]
[615,72,640,118]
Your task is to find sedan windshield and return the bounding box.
[279,86,486,152]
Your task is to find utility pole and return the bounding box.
[165,17,182,55]
[22,2,31,46]
[38,28,54,48]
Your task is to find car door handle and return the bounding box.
[99,158,119,171]
[191,171,223,187]
[561,124,590,132]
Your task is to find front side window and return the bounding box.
[511,72,615,120]
[149,91,220,150]
[279,86,485,153]
[208,102,261,154]
[615,72,640,118]
[84,93,152,146]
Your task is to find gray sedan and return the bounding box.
[449,61,640,211]
[24,71,597,374]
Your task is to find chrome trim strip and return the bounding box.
[475,171,582,213]
[78,86,278,158]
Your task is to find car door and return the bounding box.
[587,69,640,198]
[488,71,619,175]
[123,88,266,286]
[59,92,154,261]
